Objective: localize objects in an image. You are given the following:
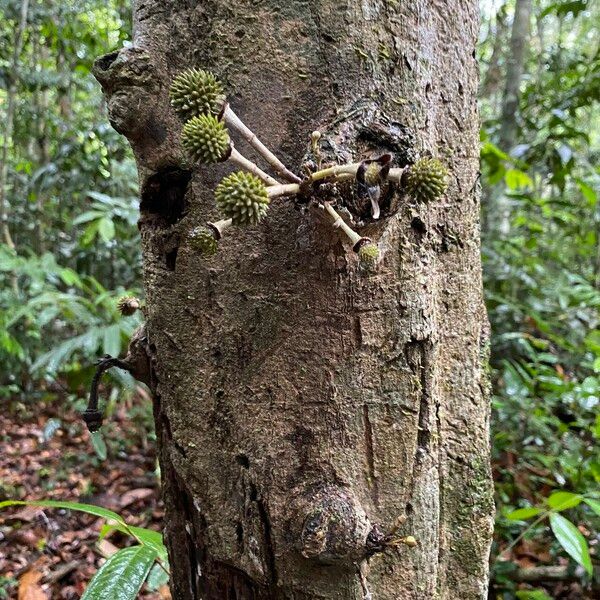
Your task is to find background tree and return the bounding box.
[479,0,600,596]
[92,1,493,598]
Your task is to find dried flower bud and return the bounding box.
[117,296,141,316]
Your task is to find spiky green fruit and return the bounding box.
[215,172,270,226]
[181,115,230,163]
[405,158,448,202]
[189,226,218,256]
[117,296,141,316]
[358,242,379,269]
[170,68,225,121]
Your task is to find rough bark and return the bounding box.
[94,1,493,598]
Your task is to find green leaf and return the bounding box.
[506,507,542,520]
[101,523,168,564]
[516,590,552,600]
[583,498,600,517]
[549,513,592,576]
[60,268,84,288]
[97,217,116,243]
[0,500,125,525]
[576,180,597,206]
[145,562,170,591]
[91,432,107,460]
[505,169,533,190]
[81,545,157,600]
[102,324,122,357]
[547,491,583,510]
[73,210,105,226]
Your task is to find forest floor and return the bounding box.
[0,394,593,599]
[0,393,167,600]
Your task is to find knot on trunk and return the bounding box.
[92,47,163,142]
[294,486,372,565]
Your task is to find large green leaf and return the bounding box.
[583,498,600,517]
[549,513,592,576]
[506,507,542,520]
[99,523,168,564]
[0,500,125,525]
[546,491,583,511]
[81,545,157,600]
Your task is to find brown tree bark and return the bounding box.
[94,1,493,598]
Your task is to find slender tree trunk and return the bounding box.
[485,0,532,237]
[481,5,509,109]
[0,0,29,252]
[94,1,493,598]
[498,0,532,153]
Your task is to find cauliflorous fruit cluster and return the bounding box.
[169,67,449,269]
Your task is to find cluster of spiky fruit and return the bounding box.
[405,158,448,203]
[170,68,225,121]
[181,114,230,164]
[215,172,269,226]
[169,66,451,272]
[171,69,271,229]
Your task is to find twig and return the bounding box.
[223,104,301,184]
[229,147,279,186]
[323,202,363,248]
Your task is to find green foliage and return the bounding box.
[0,246,141,386]
[0,0,140,400]
[81,545,157,600]
[0,499,169,599]
[480,0,600,593]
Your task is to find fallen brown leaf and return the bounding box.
[18,569,48,600]
[120,488,154,508]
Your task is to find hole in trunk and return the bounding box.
[140,168,191,227]
[94,50,120,72]
[165,247,178,271]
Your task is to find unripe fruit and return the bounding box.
[189,227,218,256]
[358,242,379,268]
[405,158,448,202]
[170,68,225,121]
[215,172,270,226]
[117,296,141,316]
[181,115,230,164]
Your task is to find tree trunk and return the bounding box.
[94,1,493,598]
[484,0,532,238]
[499,0,532,153]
